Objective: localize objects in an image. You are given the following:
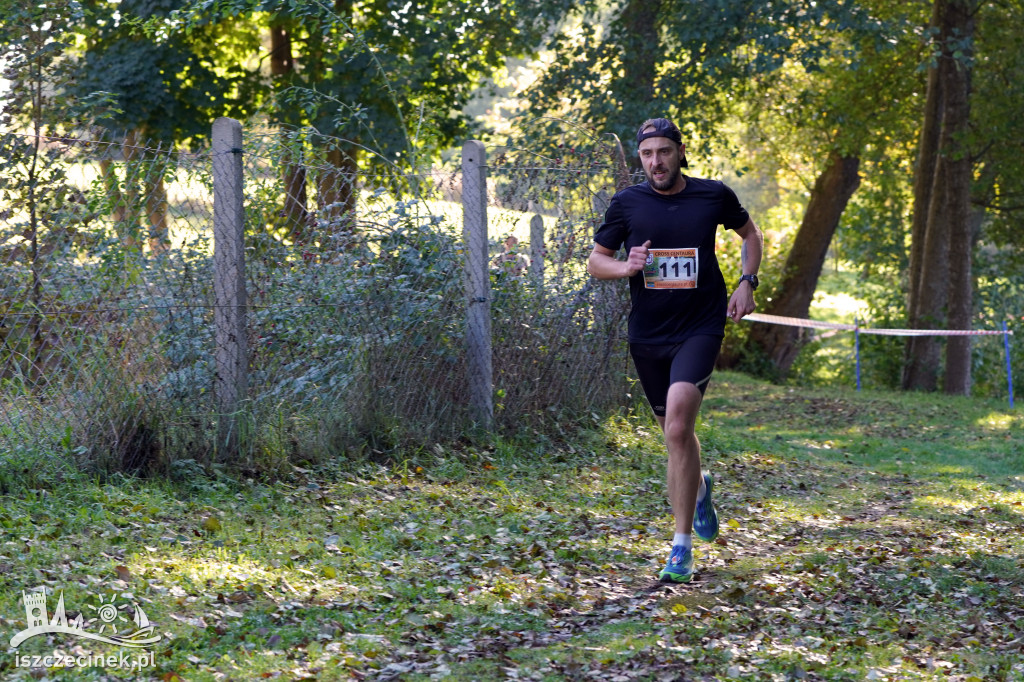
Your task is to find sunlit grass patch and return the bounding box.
[975,410,1017,430]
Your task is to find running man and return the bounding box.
[587,117,763,583]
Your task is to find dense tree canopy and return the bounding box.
[72,0,257,144]
[522,0,900,163]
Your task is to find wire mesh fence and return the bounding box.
[0,123,633,479]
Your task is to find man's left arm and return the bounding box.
[727,218,763,322]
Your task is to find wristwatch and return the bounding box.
[739,274,759,290]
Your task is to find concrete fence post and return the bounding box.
[212,117,248,457]
[462,141,492,429]
[529,212,545,295]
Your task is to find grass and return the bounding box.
[1,371,1023,681]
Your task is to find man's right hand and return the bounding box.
[625,240,652,277]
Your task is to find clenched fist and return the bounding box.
[625,240,652,277]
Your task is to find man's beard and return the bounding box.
[645,165,681,192]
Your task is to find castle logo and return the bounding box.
[10,587,162,649]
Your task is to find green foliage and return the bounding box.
[73,0,258,145]
[972,0,1024,247]
[0,113,636,480]
[156,0,579,168]
[522,0,911,164]
[242,195,469,450]
[0,135,85,264]
[968,1,1024,392]
[973,246,1023,400]
[0,0,83,131]
[0,1,93,297]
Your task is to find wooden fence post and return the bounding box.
[212,117,248,457]
[462,141,493,429]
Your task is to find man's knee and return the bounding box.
[663,418,695,447]
[663,382,702,442]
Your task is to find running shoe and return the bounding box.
[658,544,693,583]
[693,472,720,542]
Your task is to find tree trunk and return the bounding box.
[941,2,976,396]
[145,174,170,255]
[905,151,952,390]
[903,0,949,392]
[139,139,169,255]
[318,145,359,234]
[100,158,127,226]
[305,0,359,244]
[271,20,309,240]
[905,0,944,318]
[743,153,860,376]
[611,0,663,170]
[119,128,144,251]
[616,0,662,104]
[903,0,976,392]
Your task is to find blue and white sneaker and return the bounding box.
[693,472,720,542]
[658,544,693,583]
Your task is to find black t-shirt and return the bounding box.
[594,177,750,344]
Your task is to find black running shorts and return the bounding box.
[630,336,723,416]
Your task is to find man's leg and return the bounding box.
[658,381,704,535]
[654,381,703,582]
[631,338,720,582]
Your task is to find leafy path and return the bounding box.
[1,373,1022,680]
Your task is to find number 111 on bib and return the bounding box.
[642,248,699,289]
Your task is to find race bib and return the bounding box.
[642,248,699,289]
